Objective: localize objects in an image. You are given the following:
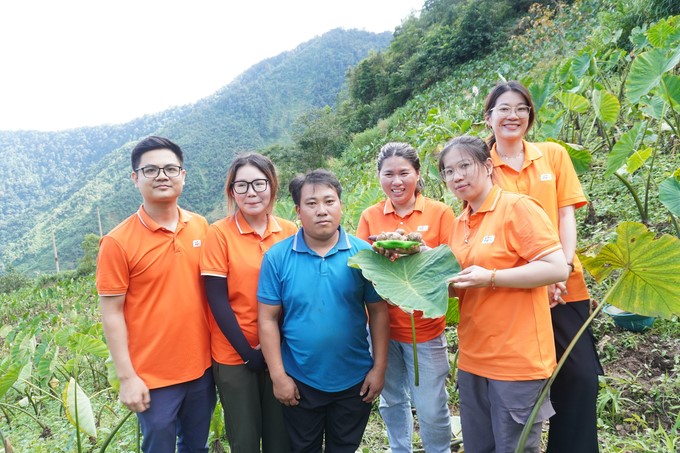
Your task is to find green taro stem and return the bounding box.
[411,312,419,386]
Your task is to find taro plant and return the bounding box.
[514,16,680,453]
[348,245,460,385]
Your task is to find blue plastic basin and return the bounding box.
[602,304,656,332]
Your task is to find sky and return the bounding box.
[0,1,423,132]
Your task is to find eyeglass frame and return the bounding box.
[488,104,532,117]
[439,160,477,182]
[134,165,183,178]
[231,179,270,194]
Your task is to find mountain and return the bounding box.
[0,28,393,274]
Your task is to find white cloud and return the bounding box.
[0,0,421,131]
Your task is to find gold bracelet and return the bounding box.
[490,268,497,290]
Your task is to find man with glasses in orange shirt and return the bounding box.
[96,136,215,452]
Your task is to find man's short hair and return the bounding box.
[131,136,184,170]
[289,169,342,206]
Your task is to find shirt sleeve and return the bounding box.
[507,197,562,262]
[95,236,129,295]
[257,252,282,305]
[552,143,588,210]
[438,204,456,246]
[200,223,229,277]
[356,211,371,241]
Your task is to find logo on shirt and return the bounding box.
[192,240,202,247]
[540,173,553,181]
[481,235,495,244]
[417,225,429,232]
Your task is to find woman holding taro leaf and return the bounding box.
[355,142,455,453]
[440,135,569,453]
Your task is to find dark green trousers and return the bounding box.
[213,362,291,453]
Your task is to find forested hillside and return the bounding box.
[1,28,392,274]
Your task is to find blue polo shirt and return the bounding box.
[257,226,382,392]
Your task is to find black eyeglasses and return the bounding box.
[135,165,183,178]
[231,179,269,194]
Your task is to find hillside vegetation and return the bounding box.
[1,28,392,274]
[1,0,680,451]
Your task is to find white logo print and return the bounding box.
[417,225,429,232]
[540,173,553,181]
[193,240,202,247]
[481,235,495,244]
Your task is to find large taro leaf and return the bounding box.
[626,47,680,104]
[579,222,680,319]
[63,377,97,438]
[592,89,620,125]
[348,245,460,318]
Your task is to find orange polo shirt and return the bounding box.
[357,194,455,343]
[200,211,297,365]
[492,140,590,302]
[449,186,560,380]
[96,206,211,389]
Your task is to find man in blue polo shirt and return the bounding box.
[258,169,389,452]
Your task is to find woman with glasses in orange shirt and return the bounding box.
[483,81,603,453]
[440,135,569,453]
[200,153,297,453]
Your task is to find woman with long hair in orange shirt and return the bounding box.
[484,80,603,453]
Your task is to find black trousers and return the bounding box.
[282,378,372,453]
[547,300,604,453]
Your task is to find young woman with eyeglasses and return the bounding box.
[484,81,603,453]
[200,153,296,453]
[440,135,569,453]
[356,142,455,453]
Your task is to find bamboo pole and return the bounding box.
[51,226,60,274]
[97,207,103,237]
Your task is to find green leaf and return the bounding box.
[556,91,589,113]
[445,297,459,326]
[528,71,557,112]
[640,95,667,120]
[548,139,592,175]
[105,355,120,392]
[659,170,680,217]
[626,47,680,104]
[571,52,593,79]
[67,332,109,358]
[605,123,646,178]
[13,360,32,393]
[0,362,23,399]
[646,16,680,48]
[63,377,97,438]
[660,73,680,108]
[348,245,460,318]
[579,222,680,319]
[36,345,59,380]
[592,89,620,125]
[625,147,653,174]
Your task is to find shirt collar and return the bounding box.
[136,205,189,232]
[234,210,283,236]
[383,193,425,215]
[491,139,543,169]
[292,225,351,254]
[460,185,503,221]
